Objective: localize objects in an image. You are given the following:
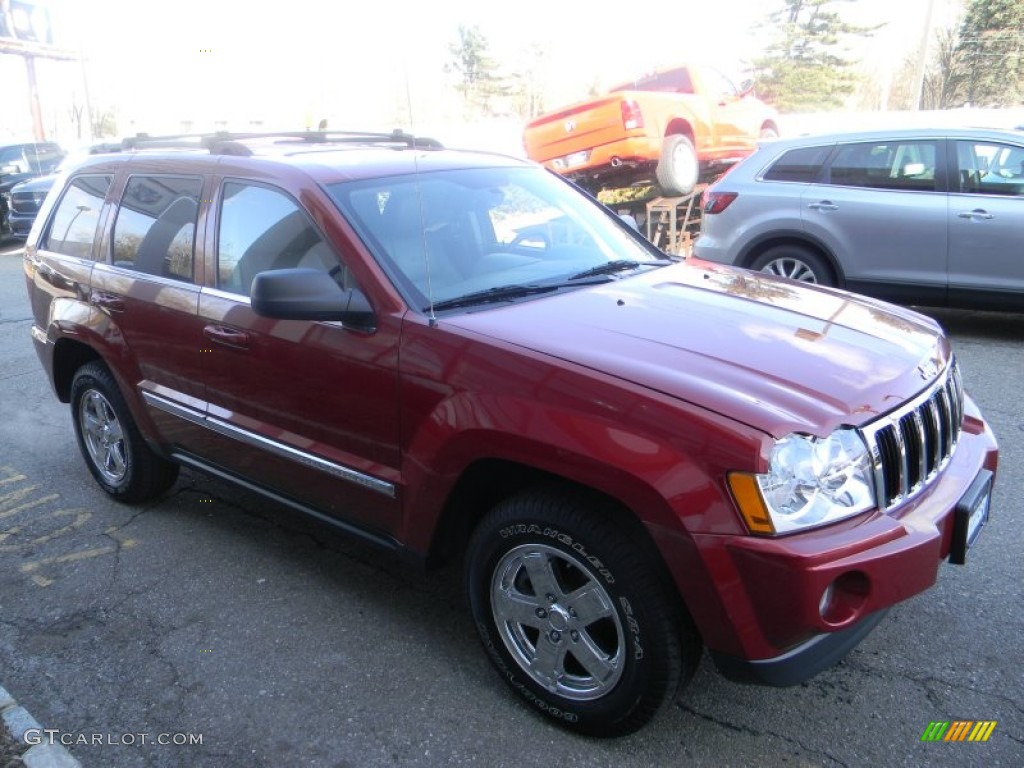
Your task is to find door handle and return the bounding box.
[203,324,250,350]
[807,201,839,211]
[957,209,994,220]
[91,291,126,312]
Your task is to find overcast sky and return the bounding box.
[1,0,963,146]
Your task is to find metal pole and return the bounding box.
[912,0,938,110]
[79,39,95,140]
[24,54,46,140]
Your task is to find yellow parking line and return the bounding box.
[19,538,137,573]
[0,488,61,519]
[0,509,92,552]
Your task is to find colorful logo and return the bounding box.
[921,721,997,742]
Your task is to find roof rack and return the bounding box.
[119,129,443,156]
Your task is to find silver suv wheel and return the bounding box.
[751,244,835,286]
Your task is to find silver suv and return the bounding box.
[693,127,1024,312]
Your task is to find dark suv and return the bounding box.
[23,131,998,736]
[0,141,64,236]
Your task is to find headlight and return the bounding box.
[729,429,876,535]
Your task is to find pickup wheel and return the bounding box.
[750,244,836,286]
[70,361,179,503]
[466,489,700,736]
[656,134,699,197]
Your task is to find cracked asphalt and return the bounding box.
[1,240,1021,766]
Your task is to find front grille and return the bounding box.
[11,190,41,215]
[860,361,963,511]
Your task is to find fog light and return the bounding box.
[819,571,870,626]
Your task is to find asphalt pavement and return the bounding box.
[1,238,1021,767]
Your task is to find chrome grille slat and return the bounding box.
[860,360,964,511]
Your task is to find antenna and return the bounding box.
[404,63,439,327]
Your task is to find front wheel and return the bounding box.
[466,489,700,736]
[750,244,835,286]
[71,361,179,503]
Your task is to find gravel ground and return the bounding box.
[0,729,25,767]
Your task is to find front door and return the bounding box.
[195,180,403,536]
[948,138,1024,310]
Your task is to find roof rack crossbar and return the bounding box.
[119,129,443,154]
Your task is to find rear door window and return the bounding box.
[112,175,203,281]
[826,140,938,191]
[41,175,112,259]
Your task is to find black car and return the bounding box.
[5,173,59,238]
[0,142,65,236]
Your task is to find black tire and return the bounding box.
[466,488,701,736]
[70,361,179,503]
[750,244,836,286]
[656,134,699,197]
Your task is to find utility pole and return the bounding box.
[912,0,938,110]
[1,0,78,140]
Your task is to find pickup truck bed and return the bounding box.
[524,65,778,195]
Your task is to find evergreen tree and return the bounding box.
[951,0,1024,106]
[447,25,502,116]
[751,0,876,111]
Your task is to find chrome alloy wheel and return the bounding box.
[491,543,625,701]
[78,389,128,485]
[760,257,820,283]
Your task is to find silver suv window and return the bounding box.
[956,140,1024,196]
[762,146,831,182]
[826,140,937,192]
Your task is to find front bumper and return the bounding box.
[7,211,34,238]
[711,608,890,686]
[681,395,998,676]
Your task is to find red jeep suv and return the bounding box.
[23,131,997,736]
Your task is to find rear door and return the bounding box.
[947,138,1024,310]
[90,171,210,446]
[802,138,947,305]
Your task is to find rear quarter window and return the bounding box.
[41,175,111,259]
[761,146,831,182]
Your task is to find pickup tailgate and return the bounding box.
[524,95,633,168]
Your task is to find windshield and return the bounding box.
[327,166,663,310]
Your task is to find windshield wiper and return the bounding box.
[429,277,612,312]
[430,283,562,311]
[568,259,673,281]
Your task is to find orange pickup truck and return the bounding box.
[523,65,779,196]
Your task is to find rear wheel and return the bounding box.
[466,489,700,736]
[656,135,699,197]
[71,361,179,502]
[750,244,835,286]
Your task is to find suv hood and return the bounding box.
[11,174,57,194]
[446,262,950,437]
